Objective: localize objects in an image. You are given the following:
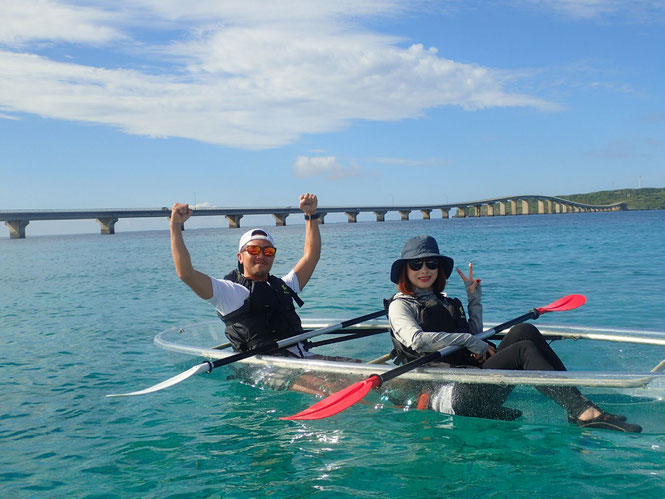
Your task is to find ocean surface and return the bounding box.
[2,210,665,497]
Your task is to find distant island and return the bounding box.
[559,188,665,211]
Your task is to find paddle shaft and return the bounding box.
[207,309,386,371]
[306,328,389,349]
[374,308,540,386]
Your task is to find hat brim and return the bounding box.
[390,254,454,284]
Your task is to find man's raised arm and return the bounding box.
[293,193,321,290]
[170,203,213,299]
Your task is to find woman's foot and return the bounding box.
[573,406,627,422]
[570,407,641,433]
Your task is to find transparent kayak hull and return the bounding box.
[154,320,665,393]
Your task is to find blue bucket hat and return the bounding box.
[390,235,454,284]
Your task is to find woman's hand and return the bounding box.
[473,344,496,364]
[457,262,481,294]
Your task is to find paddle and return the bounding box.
[306,327,390,349]
[282,294,586,420]
[107,309,386,398]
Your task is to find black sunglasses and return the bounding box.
[408,259,439,271]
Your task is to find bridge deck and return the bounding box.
[1,195,627,238]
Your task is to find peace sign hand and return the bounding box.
[457,262,481,294]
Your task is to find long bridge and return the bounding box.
[1,195,626,239]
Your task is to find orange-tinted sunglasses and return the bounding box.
[244,245,277,257]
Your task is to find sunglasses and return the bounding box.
[244,245,277,257]
[408,259,439,271]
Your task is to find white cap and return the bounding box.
[238,228,275,252]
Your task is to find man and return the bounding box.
[170,193,321,357]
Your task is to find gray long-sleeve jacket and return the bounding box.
[387,283,488,356]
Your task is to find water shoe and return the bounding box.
[571,412,642,433]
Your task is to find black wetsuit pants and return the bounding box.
[452,323,592,419]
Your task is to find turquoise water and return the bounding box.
[2,211,665,497]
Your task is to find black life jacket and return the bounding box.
[218,269,305,352]
[386,293,479,367]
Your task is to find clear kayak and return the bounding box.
[154,319,665,394]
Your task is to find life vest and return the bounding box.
[386,293,479,367]
[218,269,305,352]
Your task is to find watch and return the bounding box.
[304,213,321,220]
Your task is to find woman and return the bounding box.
[387,235,641,432]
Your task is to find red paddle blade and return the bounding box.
[537,294,586,314]
[281,375,382,421]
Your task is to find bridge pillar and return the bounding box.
[420,209,431,220]
[486,204,494,216]
[545,200,552,213]
[471,205,480,217]
[508,200,517,215]
[374,210,387,222]
[498,202,506,216]
[440,208,449,219]
[399,210,411,221]
[520,200,529,215]
[96,217,118,235]
[225,214,243,228]
[272,213,289,226]
[456,207,466,218]
[537,200,545,214]
[345,211,359,223]
[5,220,29,239]
[317,212,326,224]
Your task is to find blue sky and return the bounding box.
[1,0,664,235]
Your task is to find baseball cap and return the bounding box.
[238,229,275,252]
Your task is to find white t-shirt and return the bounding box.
[206,269,310,357]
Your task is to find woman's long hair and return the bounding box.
[397,261,447,295]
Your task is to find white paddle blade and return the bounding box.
[106,362,210,398]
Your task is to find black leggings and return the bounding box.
[452,323,592,418]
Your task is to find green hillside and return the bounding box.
[559,188,665,210]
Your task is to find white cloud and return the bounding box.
[0,1,558,149]
[518,0,665,21]
[0,0,123,45]
[294,156,361,180]
[193,202,216,209]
